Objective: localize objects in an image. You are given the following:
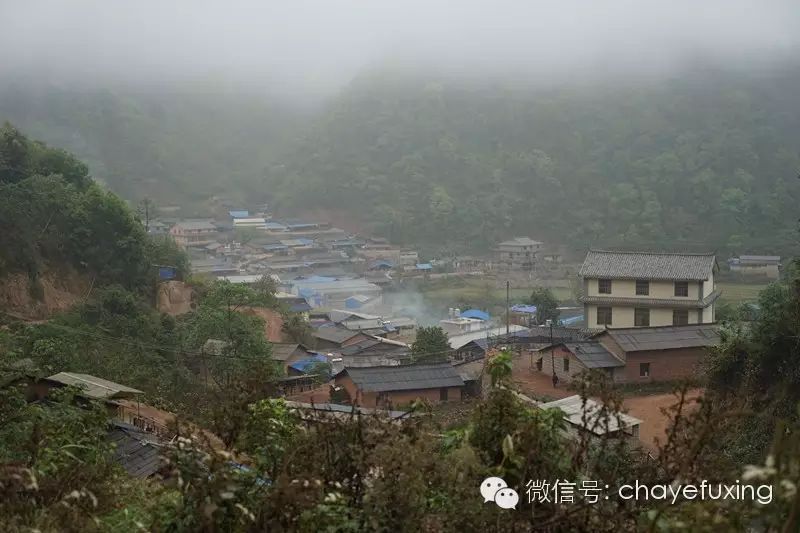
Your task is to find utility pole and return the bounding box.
[547,319,557,389]
[506,280,510,335]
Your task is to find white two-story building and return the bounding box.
[579,250,719,328]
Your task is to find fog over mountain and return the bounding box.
[2,0,799,96]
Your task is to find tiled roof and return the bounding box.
[271,343,308,361]
[312,327,363,345]
[340,363,464,392]
[563,342,624,368]
[579,250,716,281]
[597,324,721,352]
[173,220,217,231]
[108,422,162,478]
[580,290,721,309]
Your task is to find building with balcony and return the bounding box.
[579,250,719,328]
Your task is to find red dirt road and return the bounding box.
[622,389,703,451]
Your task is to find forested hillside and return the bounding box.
[270,67,800,254]
[3,66,800,255]
[0,83,305,204]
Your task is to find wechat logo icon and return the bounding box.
[480,477,520,509]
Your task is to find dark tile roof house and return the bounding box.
[559,342,624,368]
[107,422,163,478]
[270,343,313,362]
[579,251,717,281]
[594,324,720,352]
[312,327,369,347]
[338,363,464,392]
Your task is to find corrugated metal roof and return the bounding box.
[498,237,543,247]
[563,342,624,368]
[738,255,781,264]
[46,372,143,399]
[541,395,641,435]
[448,325,528,350]
[579,250,716,281]
[599,324,721,352]
[271,343,308,361]
[340,362,464,392]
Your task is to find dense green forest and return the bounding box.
[2,66,799,256]
[271,67,800,254]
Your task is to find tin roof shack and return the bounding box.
[291,278,383,309]
[579,250,719,328]
[335,362,464,408]
[37,372,145,419]
[728,255,781,279]
[541,395,641,441]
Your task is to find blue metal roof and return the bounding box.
[461,309,490,321]
[229,210,249,218]
[263,244,289,251]
[511,304,538,314]
[264,222,287,230]
[289,302,312,313]
[369,259,395,269]
[560,315,584,325]
[289,354,329,374]
[416,263,433,270]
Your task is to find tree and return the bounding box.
[529,287,560,324]
[411,326,450,362]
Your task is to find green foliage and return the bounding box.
[528,287,560,324]
[486,349,513,387]
[267,69,800,255]
[706,271,800,464]
[0,123,189,299]
[411,326,450,362]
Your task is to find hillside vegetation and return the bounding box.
[2,66,800,257]
[270,67,800,254]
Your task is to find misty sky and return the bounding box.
[2,0,799,93]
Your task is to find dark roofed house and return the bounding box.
[535,323,720,384]
[728,255,781,279]
[312,327,371,350]
[271,343,314,372]
[108,421,163,478]
[579,250,719,328]
[335,362,464,407]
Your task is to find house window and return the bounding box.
[598,279,612,294]
[563,357,570,373]
[634,308,650,327]
[635,280,650,295]
[439,387,449,401]
[640,363,650,378]
[597,306,613,326]
[674,281,689,297]
[673,309,689,326]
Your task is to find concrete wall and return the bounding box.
[586,305,702,328]
[586,278,702,299]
